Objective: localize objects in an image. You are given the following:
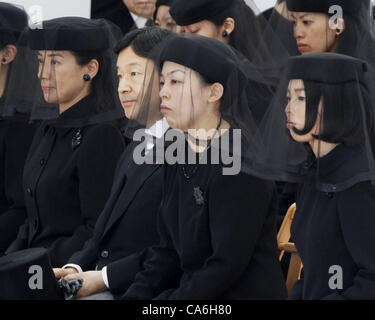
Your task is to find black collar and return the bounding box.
[311,144,375,192]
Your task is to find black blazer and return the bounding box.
[0,115,38,254]
[6,96,125,266]
[68,140,164,294]
[92,1,136,36]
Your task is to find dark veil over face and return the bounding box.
[126,33,264,176]
[15,17,125,126]
[264,0,375,66]
[0,2,33,118]
[245,52,375,193]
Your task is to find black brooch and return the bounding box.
[193,187,205,206]
[72,129,83,150]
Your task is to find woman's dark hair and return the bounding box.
[114,26,174,59]
[207,0,264,62]
[335,13,375,67]
[71,49,118,112]
[293,80,374,146]
[0,32,18,50]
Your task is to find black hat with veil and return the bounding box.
[245,52,375,193]
[7,16,125,126]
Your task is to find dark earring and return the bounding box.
[222,30,228,37]
[83,74,91,81]
[1,58,6,63]
[336,28,341,34]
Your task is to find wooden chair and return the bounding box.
[277,203,303,295]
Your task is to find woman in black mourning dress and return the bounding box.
[5,17,127,267]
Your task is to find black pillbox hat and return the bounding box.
[286,0,369,16]
[159,35,242,86]
[286,52,368,84]
[0,248,64,300]
[170,0,235,26]
[29,17,112,51]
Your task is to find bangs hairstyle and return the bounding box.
[207,0,264,62]
[293,80,374,146]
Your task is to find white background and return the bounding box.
[3,0,91,23]
[3,0,277,23]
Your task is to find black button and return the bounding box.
[303,161,311,169]
[26,188,33,197]
[101,250,109,258]
[40,158,45,166]
[325,192,334,199]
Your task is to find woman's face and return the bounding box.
[37,50,90,111]
[159,61,210,131]
[180,20,220,40]
[290,12,338,54]
[155,5,180,32]
[285,79,321,143]
[117,46,156,119]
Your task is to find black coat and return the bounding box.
[6,96,126,266]
[68,140,164,294]
[0,114,38,254]
[92,1,136,36]
[124,131,287,300]
[290,144,375,299]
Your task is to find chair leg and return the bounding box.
[286,252,302,294]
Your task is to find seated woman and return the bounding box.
[252,52,375,299]
[122,35,287,300]
[0,3,39,254]
[5,17,126,267]
[53,27,174,300]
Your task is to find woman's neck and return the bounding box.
[309,138,340,158]
[186,115,230,152]
[59,88,91,115]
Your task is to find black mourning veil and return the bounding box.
[0,2,37,118]
[16,17,125,126]
[125,33,262,174]
[245,52,375,193]
[263,0,375,67]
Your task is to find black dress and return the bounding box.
[124,130,287,300]
[6,95,126,266]
[290,144,375,299]
[0,113,39,254]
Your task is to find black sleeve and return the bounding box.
[0,122,37,253]
[322,183,375,300]
[67,236,98,270]
[122,202,182,300]
[45,124,125,266]
[106,248,153,294]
